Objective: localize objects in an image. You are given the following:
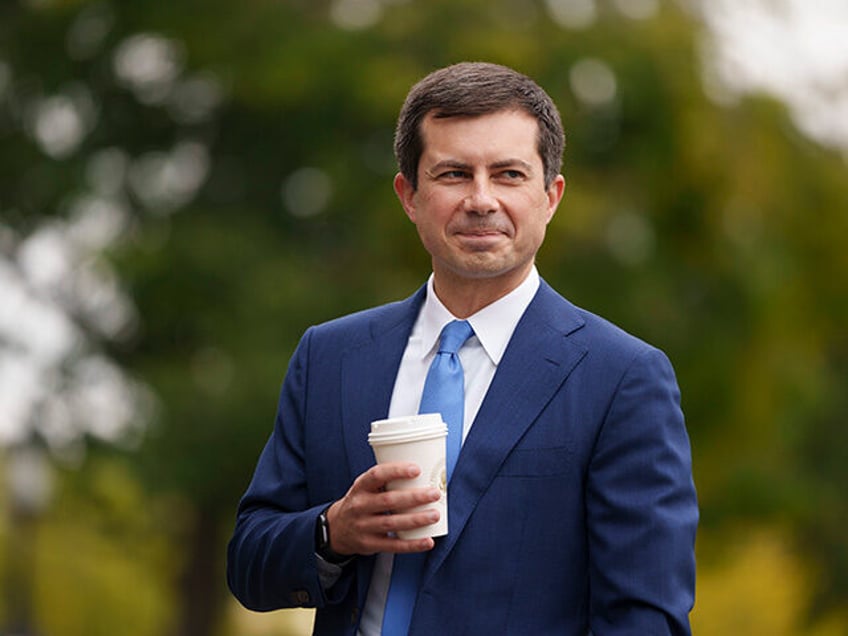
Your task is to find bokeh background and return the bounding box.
[1,0,847,634]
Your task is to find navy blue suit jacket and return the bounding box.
[227,280,698,635]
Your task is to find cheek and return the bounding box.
[513,196,553,235]
[416,196,455,229]
[414,216,445,252]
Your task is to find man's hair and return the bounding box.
[394,61,565,190]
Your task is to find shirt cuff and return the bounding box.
[315,552,354,590]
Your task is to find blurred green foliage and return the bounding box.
[1,0,847,634]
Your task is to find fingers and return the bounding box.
[357,461,422,493]
[326,463,444,556]
[372,535,436,555]
[375,483,443,515]
[329,500,441,556]
[344,506,439,556]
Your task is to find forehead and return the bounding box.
[419,110,542,165]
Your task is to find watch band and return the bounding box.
[315,505,352,565]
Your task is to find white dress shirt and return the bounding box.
[357,267,541,635]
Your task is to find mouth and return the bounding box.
[453,222,511,238]
[453,228,509,251]
[457,229,504,238]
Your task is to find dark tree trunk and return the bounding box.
[173,505,225,636]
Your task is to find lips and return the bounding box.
[452,228,511,253]
[459,229,504,237]
[452,222,512,238]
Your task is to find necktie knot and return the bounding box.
[438,320,474,355]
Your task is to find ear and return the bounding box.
[394,172,417,223]
[545,174,566,224]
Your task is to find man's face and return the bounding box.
[395,109,564,296]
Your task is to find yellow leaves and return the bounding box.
[694,527,847,636]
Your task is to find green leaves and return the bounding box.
[2,0,847,632]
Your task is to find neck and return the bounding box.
[431,267,532,318]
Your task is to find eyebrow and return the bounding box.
[491,159,535,173]
[425,158,536,175]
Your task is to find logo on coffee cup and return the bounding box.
[431,459,447,495]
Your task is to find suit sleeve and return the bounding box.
[586,347,698,636]
[226,328,355,612]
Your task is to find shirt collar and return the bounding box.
[416,266,540,365]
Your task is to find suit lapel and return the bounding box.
[423,282,588,579]
[339,290,425,614]
[341,288,426,481]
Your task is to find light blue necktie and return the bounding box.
[381,319,474,635]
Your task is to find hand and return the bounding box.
[325,462,442,557]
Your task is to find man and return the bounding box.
[227,62,698,635]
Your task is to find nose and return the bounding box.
[462,177,498,215]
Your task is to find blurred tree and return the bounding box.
[1,0,847,634]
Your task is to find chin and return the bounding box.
[451,259,525,281]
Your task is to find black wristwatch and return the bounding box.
[315,505,352,565]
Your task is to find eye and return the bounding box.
[439,170,469,180]
[498,169,526,181]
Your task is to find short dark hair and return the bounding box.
[394,62,565,190]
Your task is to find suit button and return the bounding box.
[350,607,360,625]
[290,589,311,605]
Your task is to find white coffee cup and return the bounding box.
[368,414,448,539]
